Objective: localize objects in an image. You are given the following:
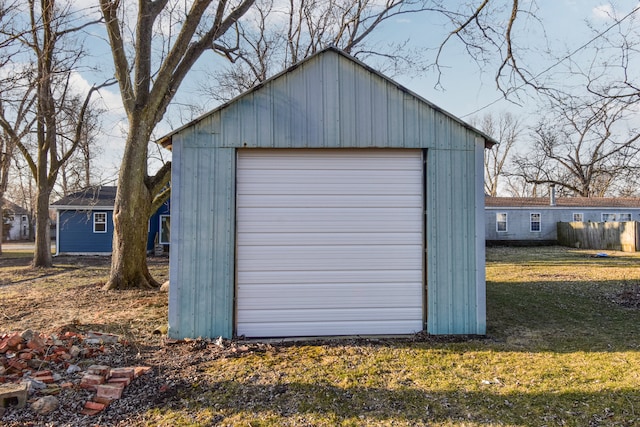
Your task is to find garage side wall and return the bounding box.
[426,134,486,335]
[168,134,236,339]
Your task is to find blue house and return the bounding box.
[51,186,170,255]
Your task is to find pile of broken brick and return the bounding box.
[0,329,151,417]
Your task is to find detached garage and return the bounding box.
[160,47,495,339]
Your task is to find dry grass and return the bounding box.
[0,255,169,342]
[2,246,640,426]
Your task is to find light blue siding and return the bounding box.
[167,48,489,339]
[427,140,485,335]
[486,206,640,242]
[168,138,236,339]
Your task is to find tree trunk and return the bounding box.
[103,125,158,290]
[32,185,52,267]
[0,204,3,256]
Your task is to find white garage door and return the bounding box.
[236,149,424,337]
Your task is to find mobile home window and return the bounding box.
[530,213,541,232]
[496,213,508,232]
[93,212,107,233]
[602,213,632,222]
[572,213,583,222]
[159,215,170,244]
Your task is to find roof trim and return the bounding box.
[485,196,640,209]
[157,46,498,150]
[52,205,115,211]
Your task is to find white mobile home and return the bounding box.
[486,196,640,245]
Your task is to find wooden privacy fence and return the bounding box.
[557,221,640,252]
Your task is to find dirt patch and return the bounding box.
[612,283,640,309]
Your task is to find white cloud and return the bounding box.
[593,4,614,19]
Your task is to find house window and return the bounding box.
[21,215,27,223]
[602,213,632,222]
[496,213,507,232]
[530,213,541,232]
[159,215,170,244]
[93,212,107,233]
[572,213,583,222]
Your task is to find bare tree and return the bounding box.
[56,93,105,197]
[0,2,35,255]
[0,0,107,267]
[202,0,437,102]
[98,0,255,289]
[513,95,640,197]
[470,111,522,196]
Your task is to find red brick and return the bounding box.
[92,396,112,406]
[60,382,74,389]
[80,400,107,416]
[6,334,22,348]
[134,366,152,377]
[32,370,52,378]
[80,374,105,391]
[107,377,131,387]
[96,383,124,400]
[18,352,33,360]
[110,367,135,380]
[26,336,45,351]
[7,359,27,372]
[87,365,110,378]
[36,376,55,384]
[84,400,106,411]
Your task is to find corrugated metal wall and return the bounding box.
[168,48,486,339]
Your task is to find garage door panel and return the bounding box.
[238,169,421,183]
[237,194,423,209]
[238,152,422,171]
[238,245,422,271]
[237,320,424,337]
[236,149,424,337]
[238,269,421,285]
[237,232,422,246]
[238,283,423,309]
[239,307,423,323]
[237,219,422,233]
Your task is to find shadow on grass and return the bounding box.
[140,378,640,426]
[486,278,640,352]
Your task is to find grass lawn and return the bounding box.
[2,246,640,426]
[143,246,640,427]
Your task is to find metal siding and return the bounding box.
[305,60,324,147]
[355,66,372,147]
[236,149,424,337]
[169,49,487,338]
[323,53,340,147]
[210,52,477,152]
[475,140,487,334]
[168,130,236,339]
[167,136,183,337]
[427,139,481,334]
